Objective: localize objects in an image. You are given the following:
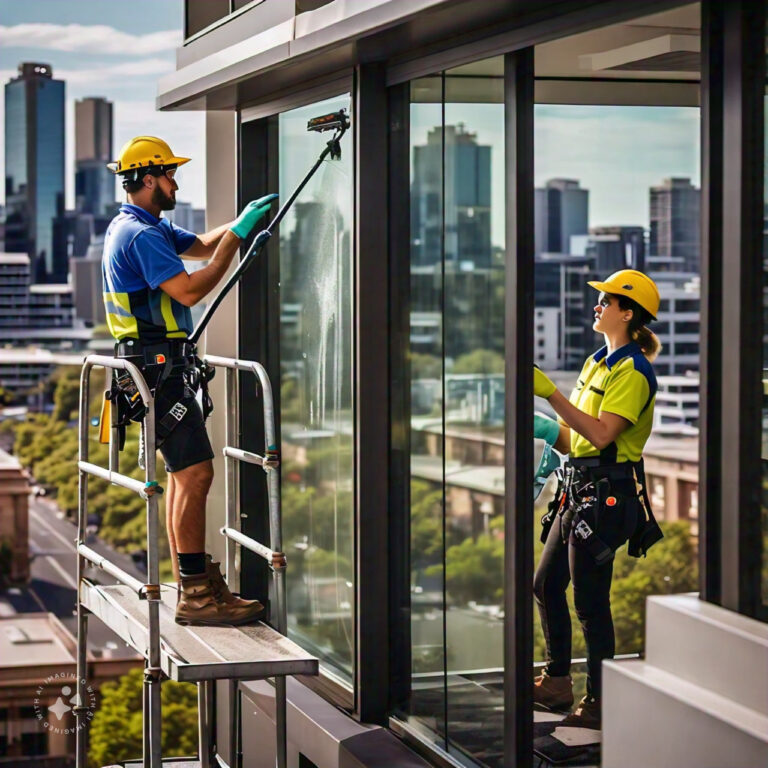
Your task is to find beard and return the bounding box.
[152,183,176,211]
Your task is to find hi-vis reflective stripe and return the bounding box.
[104,292,138,339]
[160,293,186,339]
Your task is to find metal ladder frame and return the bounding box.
[74,353,289,768]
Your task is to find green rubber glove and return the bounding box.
[230,193,278,239]
[534,413,560,446]
[533,365,556,399]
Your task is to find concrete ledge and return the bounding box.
[645,594,768,717]
[603,659,768,768]
[241,677,429,767]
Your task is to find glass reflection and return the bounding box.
[533,101,701,701]
[407,61,506,766]
[278,95,354,684]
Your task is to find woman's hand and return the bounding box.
[534,366,557,399]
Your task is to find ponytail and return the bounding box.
[614,294,662,363]
[632,325,661,362]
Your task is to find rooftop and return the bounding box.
[0,613,75,668]
[29,284,73,295]
[0,253,31,265]
[0,347,86,365]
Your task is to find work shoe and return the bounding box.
[533,671,574,711]
[560,695,601,730]
[206,554,265,614]
[175,572,263,626]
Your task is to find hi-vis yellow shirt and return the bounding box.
[564,342,657,462]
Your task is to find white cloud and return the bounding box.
[56,57,175,84]
[0,24,181,55]
[113,100,206,210]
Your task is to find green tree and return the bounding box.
[88,668,198,768]
[434,533,504,604]
[451,348,505,375]
[410,352,442,380]
[51,366,82,422]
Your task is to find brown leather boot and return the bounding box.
[175,572,264,626]
[560,695,601,730]
[205,554,265,614]
[533,671,574,711]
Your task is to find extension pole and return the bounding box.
[190,121,348,344]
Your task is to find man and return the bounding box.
[103,135,277,626]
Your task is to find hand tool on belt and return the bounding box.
[105,338,215,450]
[541,455,663,562]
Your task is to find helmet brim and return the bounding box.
[587,280,658,320]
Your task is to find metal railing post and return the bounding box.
[225,366,238,589]
[142,384,163,768]
[75,355,163,768]
[204,355,287,768]
[75,362,91,767]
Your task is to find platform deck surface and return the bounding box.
[81,579,318,683]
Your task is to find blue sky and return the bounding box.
[0,0,206,209]
[412,102,700,248]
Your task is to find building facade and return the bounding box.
[649,176,701,273]
[144,2,768,766]
[74,97,115,217]
[3,63,65,283]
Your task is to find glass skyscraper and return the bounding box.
[75,97,115,216]
[4,62,66,283]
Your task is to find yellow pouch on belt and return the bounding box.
[98,394,111,444]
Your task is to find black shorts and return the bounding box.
[154,373,214,473]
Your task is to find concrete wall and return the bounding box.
[201,110,239,574]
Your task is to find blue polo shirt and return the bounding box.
[102,204,197,342]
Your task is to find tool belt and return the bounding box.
[540,452,663,563]
[107,338,215,450]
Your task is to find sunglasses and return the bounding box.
[146,166,177,182]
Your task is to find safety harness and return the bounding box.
[105,338,214,450]
[540,440,664,563]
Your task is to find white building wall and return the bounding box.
[534,306,560,369]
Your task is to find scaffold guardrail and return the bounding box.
[75,353,316,768]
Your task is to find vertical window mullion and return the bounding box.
[718,0,765,616]
[503,48,535,768]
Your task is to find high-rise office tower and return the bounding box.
[534,178,589,255]
[4,63,66,283]
[649,177,701,272]
[411,124,492,268]
[75,97,115,216]
[587,225,646,272]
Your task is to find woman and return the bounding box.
[532,269,664,731]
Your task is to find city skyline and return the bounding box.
[0,0,205,211]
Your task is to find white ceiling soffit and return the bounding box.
[579,34,701,73]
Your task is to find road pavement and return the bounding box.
[1,494,145,660]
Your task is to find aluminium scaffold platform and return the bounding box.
[79,580,317,683]
[74,354,317,768]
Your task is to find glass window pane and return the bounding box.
[443,70,505,766]
[533,99,701,706]
[278,95,354,684]
[403,60,506,766]
[186,0,229,37]
[408,78,446,748]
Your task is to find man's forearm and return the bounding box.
[198,222,233,249]
[185,230,242,304]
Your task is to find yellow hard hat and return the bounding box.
[588,269,660,320]
[107,136,190,175]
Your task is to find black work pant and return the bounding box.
[534,513,615,700]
